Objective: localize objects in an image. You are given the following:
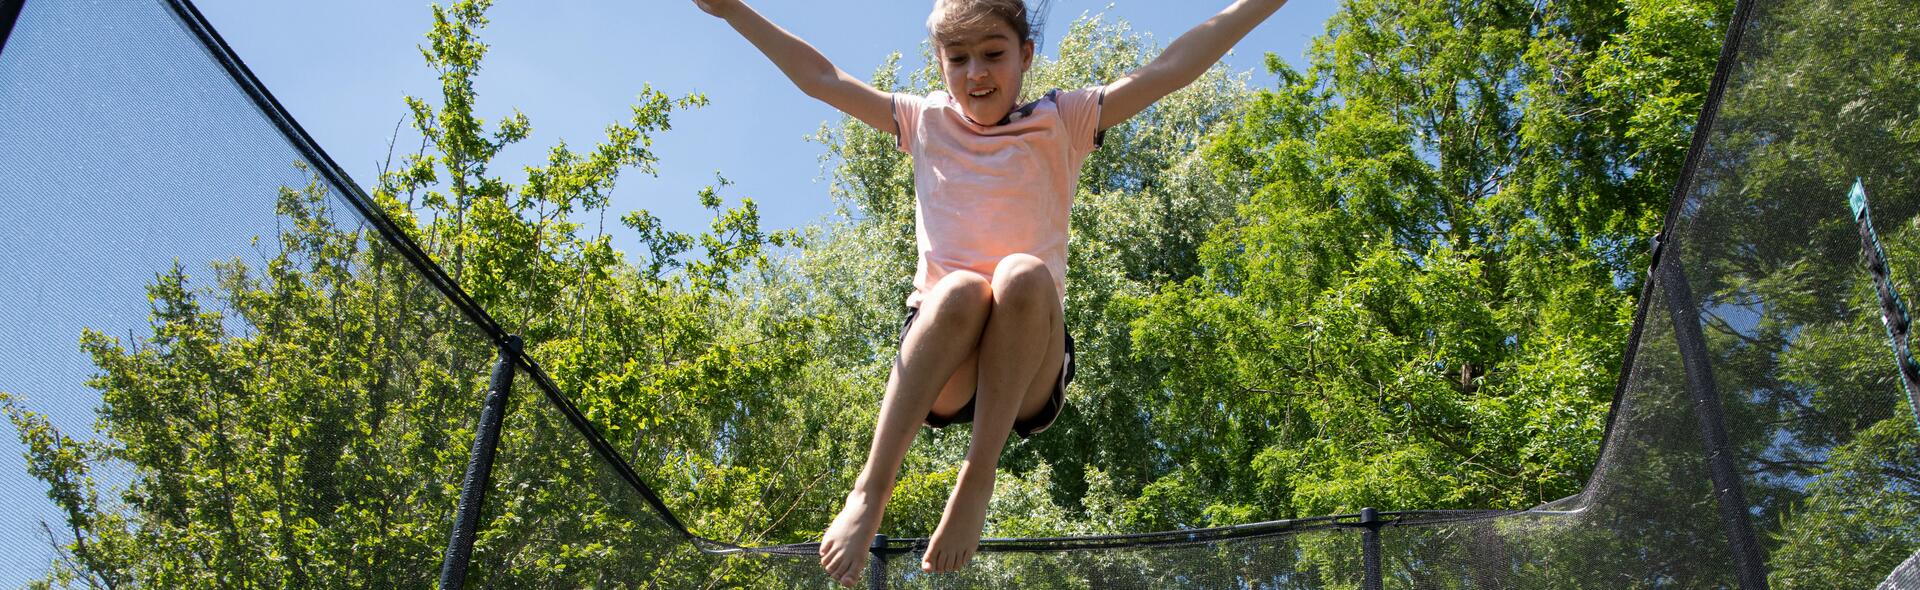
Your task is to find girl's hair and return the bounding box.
[926,0,1032,46]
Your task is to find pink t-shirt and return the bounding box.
[891,87,1105,308]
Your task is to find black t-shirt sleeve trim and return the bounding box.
[1093,88,1107,148]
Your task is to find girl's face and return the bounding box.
[936,18,1034,125]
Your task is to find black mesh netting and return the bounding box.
[0,0,492,586]
[1,0,1917,587]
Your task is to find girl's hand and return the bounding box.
[692,0,741,19]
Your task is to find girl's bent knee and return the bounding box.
[930,271,992,306]
[991,255,1053,300]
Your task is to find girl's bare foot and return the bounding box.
[921,473,992,573]
[819,491,886,587]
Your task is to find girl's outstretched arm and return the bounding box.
[694,0,895,133]
[1098,0,1288,129]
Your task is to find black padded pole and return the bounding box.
[0,0,27,59]
[1360,507,1382,590]
[867,534,889,590]
[1659,259,1770,590]
[439,335,523,590]
[1637,0,1766,585]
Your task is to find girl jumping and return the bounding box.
[690,0,1289,584]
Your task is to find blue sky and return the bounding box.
[0,0,1338,583]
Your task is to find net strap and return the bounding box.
[1847,180,1920,433]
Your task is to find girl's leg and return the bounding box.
[820,270,992,587]
[922,254,1066,572]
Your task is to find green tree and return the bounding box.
[1110,0,1728,525]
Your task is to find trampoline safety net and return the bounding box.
[1,0,1916,588]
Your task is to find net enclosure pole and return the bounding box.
[1360,507,1382,590]
[1658,254,1771,590]
[867,534,889,590]
[1637,0,1766,584]
[439,335,524,589]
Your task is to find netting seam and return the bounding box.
[720,510,1516,558]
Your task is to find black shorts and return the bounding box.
[898,306,1075,438]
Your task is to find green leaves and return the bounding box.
[1096,0,1721,529]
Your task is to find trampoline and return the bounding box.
[0,0,1916,587]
